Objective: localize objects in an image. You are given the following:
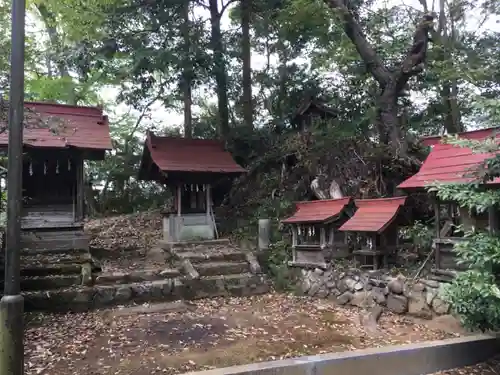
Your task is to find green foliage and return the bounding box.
[443,270,500,331]
[402,221,433,254]
[260,240,297,292]
[430,183,500,213]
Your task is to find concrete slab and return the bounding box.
[183,335,500,375]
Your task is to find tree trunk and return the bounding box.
[181,0,193,138]
[436,0,463,133]
[322,0,435,153]
[209,0,230,139]
[241,0,253,130]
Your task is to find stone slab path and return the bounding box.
[25,293,464,375]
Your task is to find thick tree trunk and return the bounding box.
[241,0,253,129]
[322,0,435,153]
[209,0,230,139]
[181,0,193,138]
[436,0,463,134]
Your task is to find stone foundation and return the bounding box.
[299,267,451,318]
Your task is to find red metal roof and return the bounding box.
[0,101,112,150]
[282,198,351,224]
[398,128,500,189]
[145,132,246,173]
[339,197,406,233]
[421,127,500,146]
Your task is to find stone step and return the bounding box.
[159,238,231,252]
[195,261,249,277]
[0,274,83,292]
[21,230,90,252]
[95,268,181,285]
[192,273,270,298]
[0,251,94,277]
[19,247,89,256]
[22,272,271,312]
[177,250,247,263]
[19,264,83,277]
[20,252,92,265]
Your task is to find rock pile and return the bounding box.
[299,267,451,318]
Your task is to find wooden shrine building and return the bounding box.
[282,198,352,269]
[339,197,407,270]
[138,132,246,242]
[0,102,111,240]
[291,98,337,130]
[398,128,500,278]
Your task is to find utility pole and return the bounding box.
[0,0,25,373]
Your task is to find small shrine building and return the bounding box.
[0,102,111,233]
[138,132,246,242]
[398,127,500,278]
[282,198,352,268]
[339,197,407,270]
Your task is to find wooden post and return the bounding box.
[206,184,211,220]
[75,154,84,222]
[291,225,298,247]
[489,205,499,236]
[320,226,326,249]
[177,184,182,217]
[258,219,270,251]
[433,193,441,269]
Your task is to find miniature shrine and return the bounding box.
[398,128,500,279]
[0,102,111,233]
[282,198,352,268]
[138,132,246,242]
[291,98,337,131]
[339,197,407,270]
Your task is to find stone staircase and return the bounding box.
[159,239,269,298]
[2,237,269,312]
[0,229,94,293]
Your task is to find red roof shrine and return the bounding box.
[398,127,500,189]
[339,197,406,233]
[0,101,112,153]
[282,198,351,224]
[138,132,246,181]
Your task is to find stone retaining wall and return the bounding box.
[299,267,451,318]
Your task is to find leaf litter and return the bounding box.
[24,293,468,375]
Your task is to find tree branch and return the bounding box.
[220,0,238,16]
[323,0,390,86]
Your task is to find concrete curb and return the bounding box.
[185,335,500,375]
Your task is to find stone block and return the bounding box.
[432,297,450,315]
[387,294,408,314]
[371,288,387,305]
[81,263,92,286]
[351,291,375,308]
[408,291,433,319]
[336,291,353,305]
[115,285,133,303]
[131,282,153,299]
[245,252,262,274]
[388,278,404,294]
[94,286,116,306]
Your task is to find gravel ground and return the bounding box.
[25,293,462,375]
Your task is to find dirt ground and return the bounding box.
[25,293,466,375]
